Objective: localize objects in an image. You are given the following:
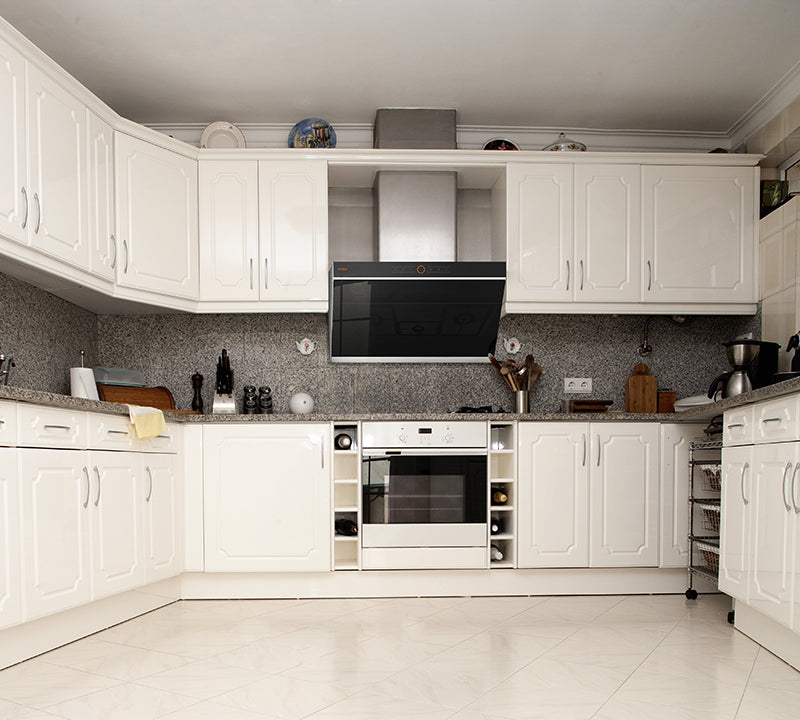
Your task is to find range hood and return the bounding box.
[329,262,506,363]
[327,108,506,363]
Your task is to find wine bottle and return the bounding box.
[335,518,358,536]
[492,489,508,505]
[490,544,504,561]
[490,517,504,535]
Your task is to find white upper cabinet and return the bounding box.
[258,160,328,306]
[506,164,573,302]
[574,164,641,302]
[87,112,115,281]
[0,38,26,246]
[26,64,89,269]
[115,132,198,300]
[642,165,757,304]
[199,159,260,301]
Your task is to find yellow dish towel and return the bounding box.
[127,405,167,439]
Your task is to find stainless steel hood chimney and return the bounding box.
[328,109,506,363]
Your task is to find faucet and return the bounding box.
[0,353,14,386]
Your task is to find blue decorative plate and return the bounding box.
[288,118,336,148]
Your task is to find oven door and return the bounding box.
[361,449,487,550]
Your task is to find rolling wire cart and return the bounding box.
[685,438,733,622]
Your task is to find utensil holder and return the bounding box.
[514,390,529,413]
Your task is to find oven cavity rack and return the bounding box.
[489,422,516,568]
[686,438,722,602]
[332,423,360,570]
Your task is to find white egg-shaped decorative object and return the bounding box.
[289,392,315,414]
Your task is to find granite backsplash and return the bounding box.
[2,271,761,413]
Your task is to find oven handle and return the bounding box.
[362,448,488,457]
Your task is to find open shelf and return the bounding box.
[489,422,516,568]
[332,423,362,570]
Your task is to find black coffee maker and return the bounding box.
[708,340,780,399]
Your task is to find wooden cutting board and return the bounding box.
[97,384,177,411]
[625,364,658,413]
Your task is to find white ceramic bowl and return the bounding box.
[289,392,315,414]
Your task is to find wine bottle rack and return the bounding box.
[332,423,360,570]
[489,422,516,568]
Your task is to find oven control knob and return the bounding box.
[443,432,454,444]
[398,432,408,444]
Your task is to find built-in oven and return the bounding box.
[360,421,488,569]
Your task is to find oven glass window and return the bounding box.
[362,455,486,524]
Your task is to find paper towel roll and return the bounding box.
[70,367,99,400]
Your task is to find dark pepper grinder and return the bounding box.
[191,371,204,413]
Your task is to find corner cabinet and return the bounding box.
[642,165,757,304]
[197,159,328,309]
[203,424,331,572]
[115,132,198,300]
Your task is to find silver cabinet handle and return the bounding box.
[741,462,750,505]
[33,192,40,233]
[264,258,268,289]
[792,463,800,513]
[0,419,5,425]
[44,424,71,431]
[579,260,584,291]
[582,433,586,467]
[320,437,325,468]
[145,465,153,503]
[82,466,90,508]
[566,260,570,291]
[20,186,28,228]
[156,434,171,440]
[647,260,652,291]
[107,429,129,436]
[782,461,793,511]
[110,234,117,269]
[250,258,254,289]
[596,434,601,466]
[93,466,101,507]
[762,417,782,424]
[727,423,744,429]
[123,238,129,273]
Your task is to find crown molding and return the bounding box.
[146,122,731,153]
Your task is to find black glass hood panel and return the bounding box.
[329,262,506,363]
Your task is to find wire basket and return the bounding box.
[698,547,719,573]
[700,504,720,534]
[701,465,722,492]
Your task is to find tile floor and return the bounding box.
[0,593,798,719]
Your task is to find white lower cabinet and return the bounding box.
[0,448,21,629]
[518,422,659,568]
[19,449,92,619]
[203,424,331,572]
[143,454,183,583]
[719,444,751,601]
[88,451,144,599]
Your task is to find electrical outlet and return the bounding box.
[564,377,592,393]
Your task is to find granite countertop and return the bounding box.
[5,376,800,424]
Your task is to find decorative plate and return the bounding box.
[483,138,519,151]
[288,118,336,148]
[200,121,246,149]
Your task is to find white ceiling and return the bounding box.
[2,0,800,144]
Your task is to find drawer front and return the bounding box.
[0,400,17,446]
[18,405,87,449]
[88,412,138,451]
[140,424,180,454]
[723,406,754,446]
[753,396,800,443]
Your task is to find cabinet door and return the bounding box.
[590,423,659,567]
[505,163,573,302]
[0,448,21,629]
[642,165,756,303]
[517,423,589,568]
[143,454,183,583]
[659,424,700,568]
[204,424,331,572]
[19,449,91,619]
[26,64,88,269]
[574,164,641,302]
[748,443,795,628]
[258,160,328,303]
[115,133,198,299]
[87,111,115,281]
[719,445,753,601]
[0,38,27,245]
[198,160,259,301]
[88,451,144,599]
